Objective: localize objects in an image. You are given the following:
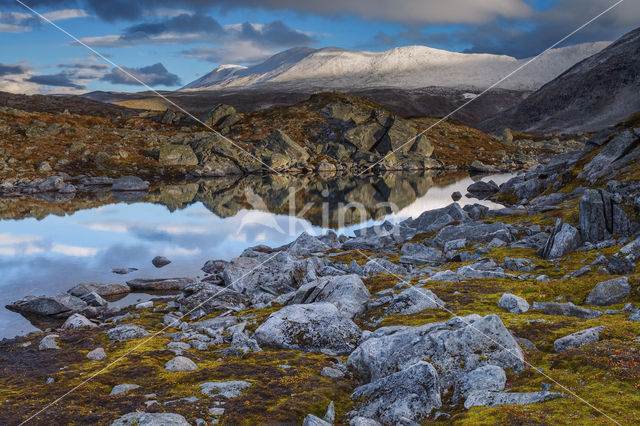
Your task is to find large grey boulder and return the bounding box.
[584,277,630,306]
[107,325,150,341]
[349,362,441,424]
[111,412,190,425]
[579,189,631,242]
[126,277,195,292]
[579,130,639,184]
[290,275,370,319]
[87,347,107,361]
[7,294,89,319]
[467,181,500,199]
[67,282,130,297]
[497,293,530,314]
[362,258,407,276]
[151,256,171,268]
[254,303,362,355]
[202,103,236,127]
[453,365,506,404]
[287,232,337,257]
[410,203,470,234]
[554,326,605,353]
[347,314,524,388]
[111,176,149,191]
[386,286,445,315]
[158,144,198,166]
[39,334,60,350]
[538,219,581,259]
[502,258,537,272]
[531,302,602,319]
[464,389,563,409]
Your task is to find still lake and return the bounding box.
[0,171,512,338]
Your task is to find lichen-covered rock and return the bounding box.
[126,277,195,292]
[497,293,530,314]
[38,334,60,350]
[410,203,470,234]
[7,293,89,319]
[67,282,130,297]
[434,222,512,247]
[164,356,198,372]
[453,365,506,404]
[584,277,630,306]
[502,257,537,272]
[399,243,443,265]
[290,274,370,319]
[200,380,253,399]
[538,219,581,259]
[347,314,524,386]
[362,258,407,276]
[159,144,198,166]
[464,389,563,409]
[386,286,445,315]
[349,362,441,424]
[61,313,96,330]
[254,303,362,355]
[110,384,140,396]
[111,412,190,425]
[107,324,150,341]
[554,326,605,353]
[531,302,602,319]
[87,347,107,361]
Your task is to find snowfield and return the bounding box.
[182,42,610,92]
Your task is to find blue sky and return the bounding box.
[0,0,637,94]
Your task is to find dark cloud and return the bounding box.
[237,21,314,47]
[26,72,84,88]
[0,63,29,76]
[58,62,109,70]
[101,63,181,86]
[121,13,224,41]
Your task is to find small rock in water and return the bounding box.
[451,191,462,201]
[152,256,171,268]
[112,268,138,275]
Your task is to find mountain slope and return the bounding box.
[182,42,609,92]
[481,27,640,134]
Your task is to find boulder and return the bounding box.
[38,334,60,350]
[426,270,460,283]
[287,232,335,257]
[254,303,362,355]
[538,219,581,259]
[399,243,443,265]
[584,277,630,306]
[579,130,639,184]
[606,256,635,275]
[531,302,602,319]
[151,256,171,268]
[349,362,441,424]
[61,313,96,330]
[158,145,198,166]
[164,356,198,372]
[126,278,195,292]
[554,326,605,353]
[579,189,610,242]
[411,203,470,234]
[79,292,108,307]
[111,412,190,426]
[111,176,149,191]
[290,274,370,319]
[347,314,524,386]
[202,104,236,127]
[362,258,407,276]
[502,258,537,272]
[110,384,141,396]
[497,293,530,314]
[87,347,107,361]
[67,282,130,297]
[386,286,445,315]
[107,325,150,341]
[467,181,500,198]
[7,294,89,319]
[464,389,563,409]
[434,222,512,247]
[200,380,253,399]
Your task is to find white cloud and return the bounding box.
[0,244,45,256]
[0,233,41,245]
[0,23,29,32]
[0,8,89,33]
[162,247,201,256]
[41,9,90,22]
[181,40,276,64]
[51,244,102,257]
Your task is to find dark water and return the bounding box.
[0,171,511,338]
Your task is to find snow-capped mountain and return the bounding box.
[182,42,611,92]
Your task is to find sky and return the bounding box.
[0,0,637,94]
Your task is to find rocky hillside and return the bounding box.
[0,92,564,202]
[2,119,640,424]
[481,27,640,134]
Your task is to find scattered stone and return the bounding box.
[531,302,602,319]
[164,356,198,372]
[321,366,345,378]
[451,191,462,201]
[111,412,190,425]
[61,313,96,330]
[110,384,141,396]
[107,325,150,341]
[562,265,591,279]
[254,303,362,355]
[497,293,529,314]
[386,286,445,315]
[200,380,253,399]
[87,347,107,361]
[426,270,459,282]
[152,256,171,268]
[38,334,60,350]
[554,326,605,353]
[502,257,537,272]
[584,277,630,306]
[136,301,153,309]
[362,258,407,276]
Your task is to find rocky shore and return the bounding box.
[1,118,639,424]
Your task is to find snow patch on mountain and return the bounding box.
[182,42,611,92]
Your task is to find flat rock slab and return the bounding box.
[68,282,131,297]
[111,412,190,425]
[200,380,253,399]
[127,278,195,291]
[554,326,605,353]
[531,302,602,319]
[107,325,150,341]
